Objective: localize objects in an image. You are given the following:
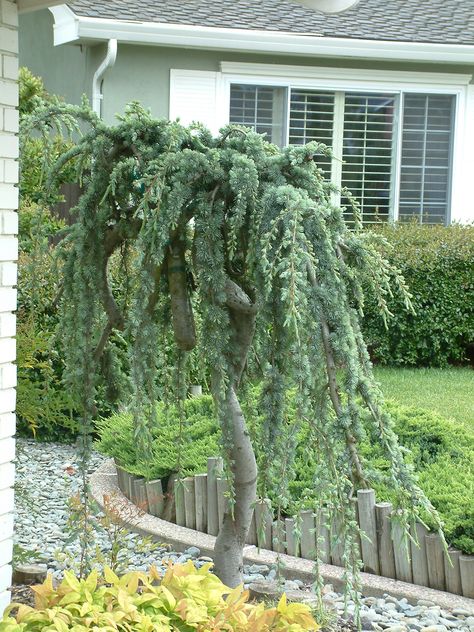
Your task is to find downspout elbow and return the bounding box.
[92,38,117,117]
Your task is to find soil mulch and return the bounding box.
[9,585,35,608]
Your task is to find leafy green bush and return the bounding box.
[19,67,78,206]
[360,402,474,553]
[0,563,319,632]
[362,223,474,366]
[16,68,81,440]
[98,390,474,554]
[285,400,474,554]
[244,387,474,553]
[96,395,221,480]
[16,201,80,441]
[16,316,77,440]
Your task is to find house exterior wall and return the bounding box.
[0,0,18,616]
[18,9,474,222]
[20,9,474,123]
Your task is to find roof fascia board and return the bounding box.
[220,62,473,86]
[50,5,474,64]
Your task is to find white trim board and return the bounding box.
[49,5,474,65]
[220,63,473,88]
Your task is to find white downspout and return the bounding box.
[92,38,117,117]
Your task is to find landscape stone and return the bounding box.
[13,438,474,632]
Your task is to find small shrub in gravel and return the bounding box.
[1,563,319,632]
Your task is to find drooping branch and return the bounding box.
[224,278,259,316]
[93,219,143,362]
[320,318,368,488]
[167,237,197,351]
[224,279,258,384]
[307,261,368,488]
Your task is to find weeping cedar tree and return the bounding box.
[24,100,444,589]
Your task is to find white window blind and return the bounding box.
[227,80,456,225]
[399,93,455,224]
[229,84,287,146]
[289,90,335,178]
[341,93,396,224]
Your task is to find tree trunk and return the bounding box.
[213,386,257,587]
[212,279,258,587]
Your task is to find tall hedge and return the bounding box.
[362,223,474,366]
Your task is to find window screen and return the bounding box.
[229,84,287,146]
[289,90,335,177]
[399,93,455,224]
[341,93,396,224]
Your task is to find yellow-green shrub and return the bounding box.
[0,562,319,632]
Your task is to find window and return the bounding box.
[229,84,456,225]
[399,94,455,224]
[229,84,287,147]
[288,90,335,178]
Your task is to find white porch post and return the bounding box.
[0,0,19,615]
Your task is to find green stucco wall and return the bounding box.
[19,10,92,105]
[19,9,474,125]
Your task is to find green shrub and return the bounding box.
[16,202,79,441]
[360,402,474,553]
[95,395,221,480]
[16,68,81,440]
[16,316,77,440]
[0,563,319,632]
[286,399,474,554]
[19,67,78,207]
[244,386,474,554]
[361,223,474,367]
[98,390,474,554]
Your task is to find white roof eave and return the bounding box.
[49,4,474,64]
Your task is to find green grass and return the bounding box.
[373,367,474,430]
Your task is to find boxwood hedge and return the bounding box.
[362,223,474,367]
[95,396,220,481]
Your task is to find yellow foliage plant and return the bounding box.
[0,561,319,631]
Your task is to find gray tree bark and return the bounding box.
[212,279,258,587]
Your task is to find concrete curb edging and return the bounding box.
[90,460,474,614]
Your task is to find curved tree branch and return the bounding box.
[167,237,197,351]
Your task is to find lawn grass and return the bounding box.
[373,366,474,430]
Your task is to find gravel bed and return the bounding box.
[13,439,474,631]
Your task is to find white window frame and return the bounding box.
[219,62,470,224]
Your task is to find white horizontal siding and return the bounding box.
[0,0,18,614]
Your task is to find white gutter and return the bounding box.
[295,0,361,12]
[49,5,474,65]
[92,38,117,117]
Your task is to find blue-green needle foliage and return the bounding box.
[23,100,444,589]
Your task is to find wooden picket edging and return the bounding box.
[114,458,474,599]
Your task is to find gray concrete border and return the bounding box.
[90,460,474,614]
